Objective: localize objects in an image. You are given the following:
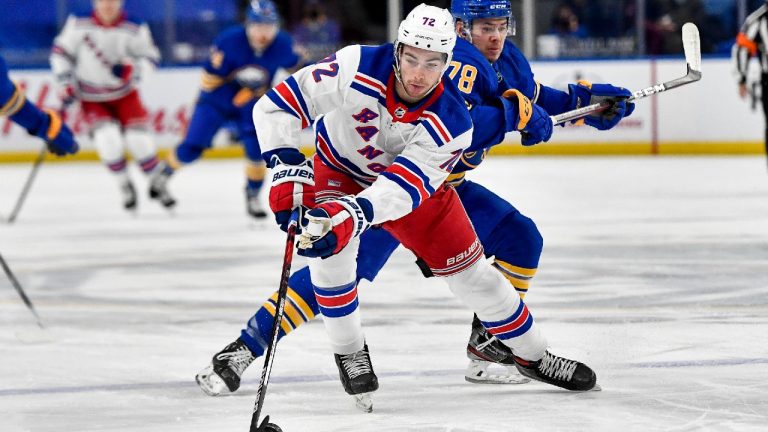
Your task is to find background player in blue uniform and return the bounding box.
[153,0,303,218]
[195,0,634,395]
[0,55,78,157]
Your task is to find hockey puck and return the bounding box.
[253,416,283,432]
[261,423,283,432]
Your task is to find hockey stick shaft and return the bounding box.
[0,253,44,328]
[551,22,702,126]
[550,67,702,125]
[6,146,47,224]
[249,213,299,432]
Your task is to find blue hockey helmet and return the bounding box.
[450,0,515,35]
[246,0,279,24]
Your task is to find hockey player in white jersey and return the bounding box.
[254,3,597,411]
[50,0,175,211]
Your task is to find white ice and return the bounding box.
[1,156,767,432]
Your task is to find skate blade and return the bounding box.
[195,367,228,396]
[465,361,530,385]
[591,383,602,392]
[353,392,373,413]
[465,374,531,385]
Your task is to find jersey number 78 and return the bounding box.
[448,61,477,94]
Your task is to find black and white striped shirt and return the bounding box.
[733,4,768,84]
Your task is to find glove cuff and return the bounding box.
[501,88,532,130]
[567,82,592,110]
[43,109,63,141]
[336,195,373,239]
[265,148,306,168]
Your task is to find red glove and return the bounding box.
[297,196,373,258]
[59,85,77,107]
[268,150,316,231]
[111,62,134,82]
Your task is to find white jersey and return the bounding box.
[50,13,160,102]
[254,43,473,224]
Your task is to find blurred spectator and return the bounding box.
[645,0,714,55]
[292,0,341,63]
[550,3,589,38]
[583,0,625,38]
[645,0,676,54]
[0,0,749,66]
[702,0,737,53]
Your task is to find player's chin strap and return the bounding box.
[457,25,473,45]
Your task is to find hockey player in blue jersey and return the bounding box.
[0,55,79,156]
[152,0,304,218]
[196,0,633,396]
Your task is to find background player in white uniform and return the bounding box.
[253,3,597,411]
[50,0,174,211]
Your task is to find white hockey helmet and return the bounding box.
[394,4,457,76]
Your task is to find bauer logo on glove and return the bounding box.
[267,149,316,231]
[272,167,314,182]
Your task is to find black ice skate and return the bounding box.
[148,165,176,209]
[334,343,378,412]
[195,338,256,396]
[513,350,598,391]
[466,315,529,384]
[120,180,137,211]
[245,186,267,219]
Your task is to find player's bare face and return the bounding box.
[247,23,278,51]
[469,18,509,62]
[93,0,123,24]
[396,45,445,103]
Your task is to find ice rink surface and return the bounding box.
[1,155,767,432]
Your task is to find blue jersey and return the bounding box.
[0,55,42,132]
[494,40,538,100]
[446,38,572,180]
[198,26,301,111]
[445,38,530,180]
[0,56,23,116]
[449,38,500,109]
[496,40,572,120]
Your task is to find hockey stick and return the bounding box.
[551,23,702,126]
[5,146,47,224]
[249,211,300,432]
[0,253,44,329]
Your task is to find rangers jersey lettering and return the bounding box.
[255,43,473,224]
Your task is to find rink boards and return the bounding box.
[0,57,763,162]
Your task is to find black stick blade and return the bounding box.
[250,415,283,432]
